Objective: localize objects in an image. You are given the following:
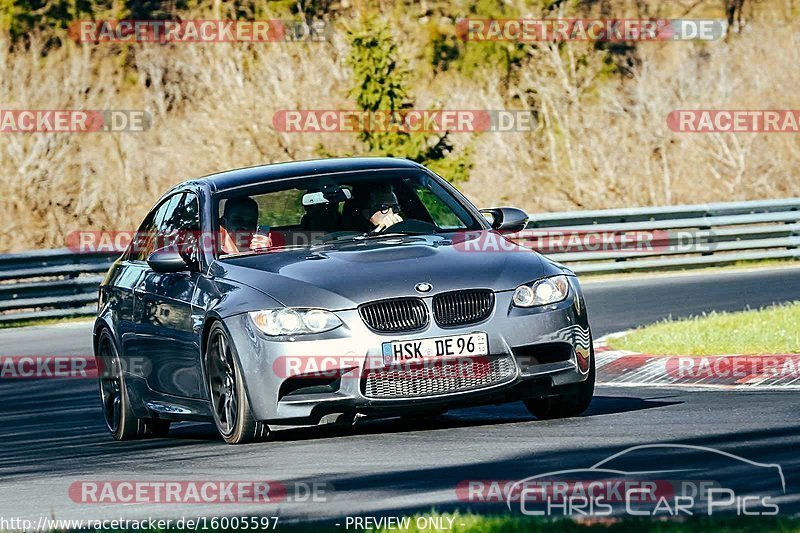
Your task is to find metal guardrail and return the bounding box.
[0,249,117,324]
[0,198,797,323]
[528,198,800,274]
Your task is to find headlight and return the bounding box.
[248,308,342,336]
[512,275,570,307]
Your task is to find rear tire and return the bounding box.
[524,345,595,420]
[96,329,171,440]
[205,323,270,444]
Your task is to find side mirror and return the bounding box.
[147,246,192,273]
[480,207,529,232]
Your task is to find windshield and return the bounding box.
[213,169,483,257]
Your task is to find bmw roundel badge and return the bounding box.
[415,282,432,293]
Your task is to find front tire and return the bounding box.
[96,329,170,440]
[524,345,595,420]
[205,323,269,444]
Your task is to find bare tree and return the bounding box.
[725,0,747,32]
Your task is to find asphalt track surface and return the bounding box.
[0,266,799,524]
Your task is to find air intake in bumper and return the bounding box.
[362,355,516,399]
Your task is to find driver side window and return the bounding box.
[130,195,180,262]
[131,193,198,262]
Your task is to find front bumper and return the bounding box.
[224,283,592,424]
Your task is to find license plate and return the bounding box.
[382,332,489,365]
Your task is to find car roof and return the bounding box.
[189,157,424,193]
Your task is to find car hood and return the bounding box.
[211,233,559,310]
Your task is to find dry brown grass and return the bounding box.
[454,22,800,211]
[0,1,798,252]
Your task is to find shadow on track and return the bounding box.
[290,423,800,519]
[1,374,797,520]
[0,371,682,480]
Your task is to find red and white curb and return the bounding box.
[593,333,800,390]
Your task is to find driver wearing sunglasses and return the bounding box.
[364,189,403,233]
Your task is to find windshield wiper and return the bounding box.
[361,231,428,239]
[313,233,365,245]
[219,244,309,258]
